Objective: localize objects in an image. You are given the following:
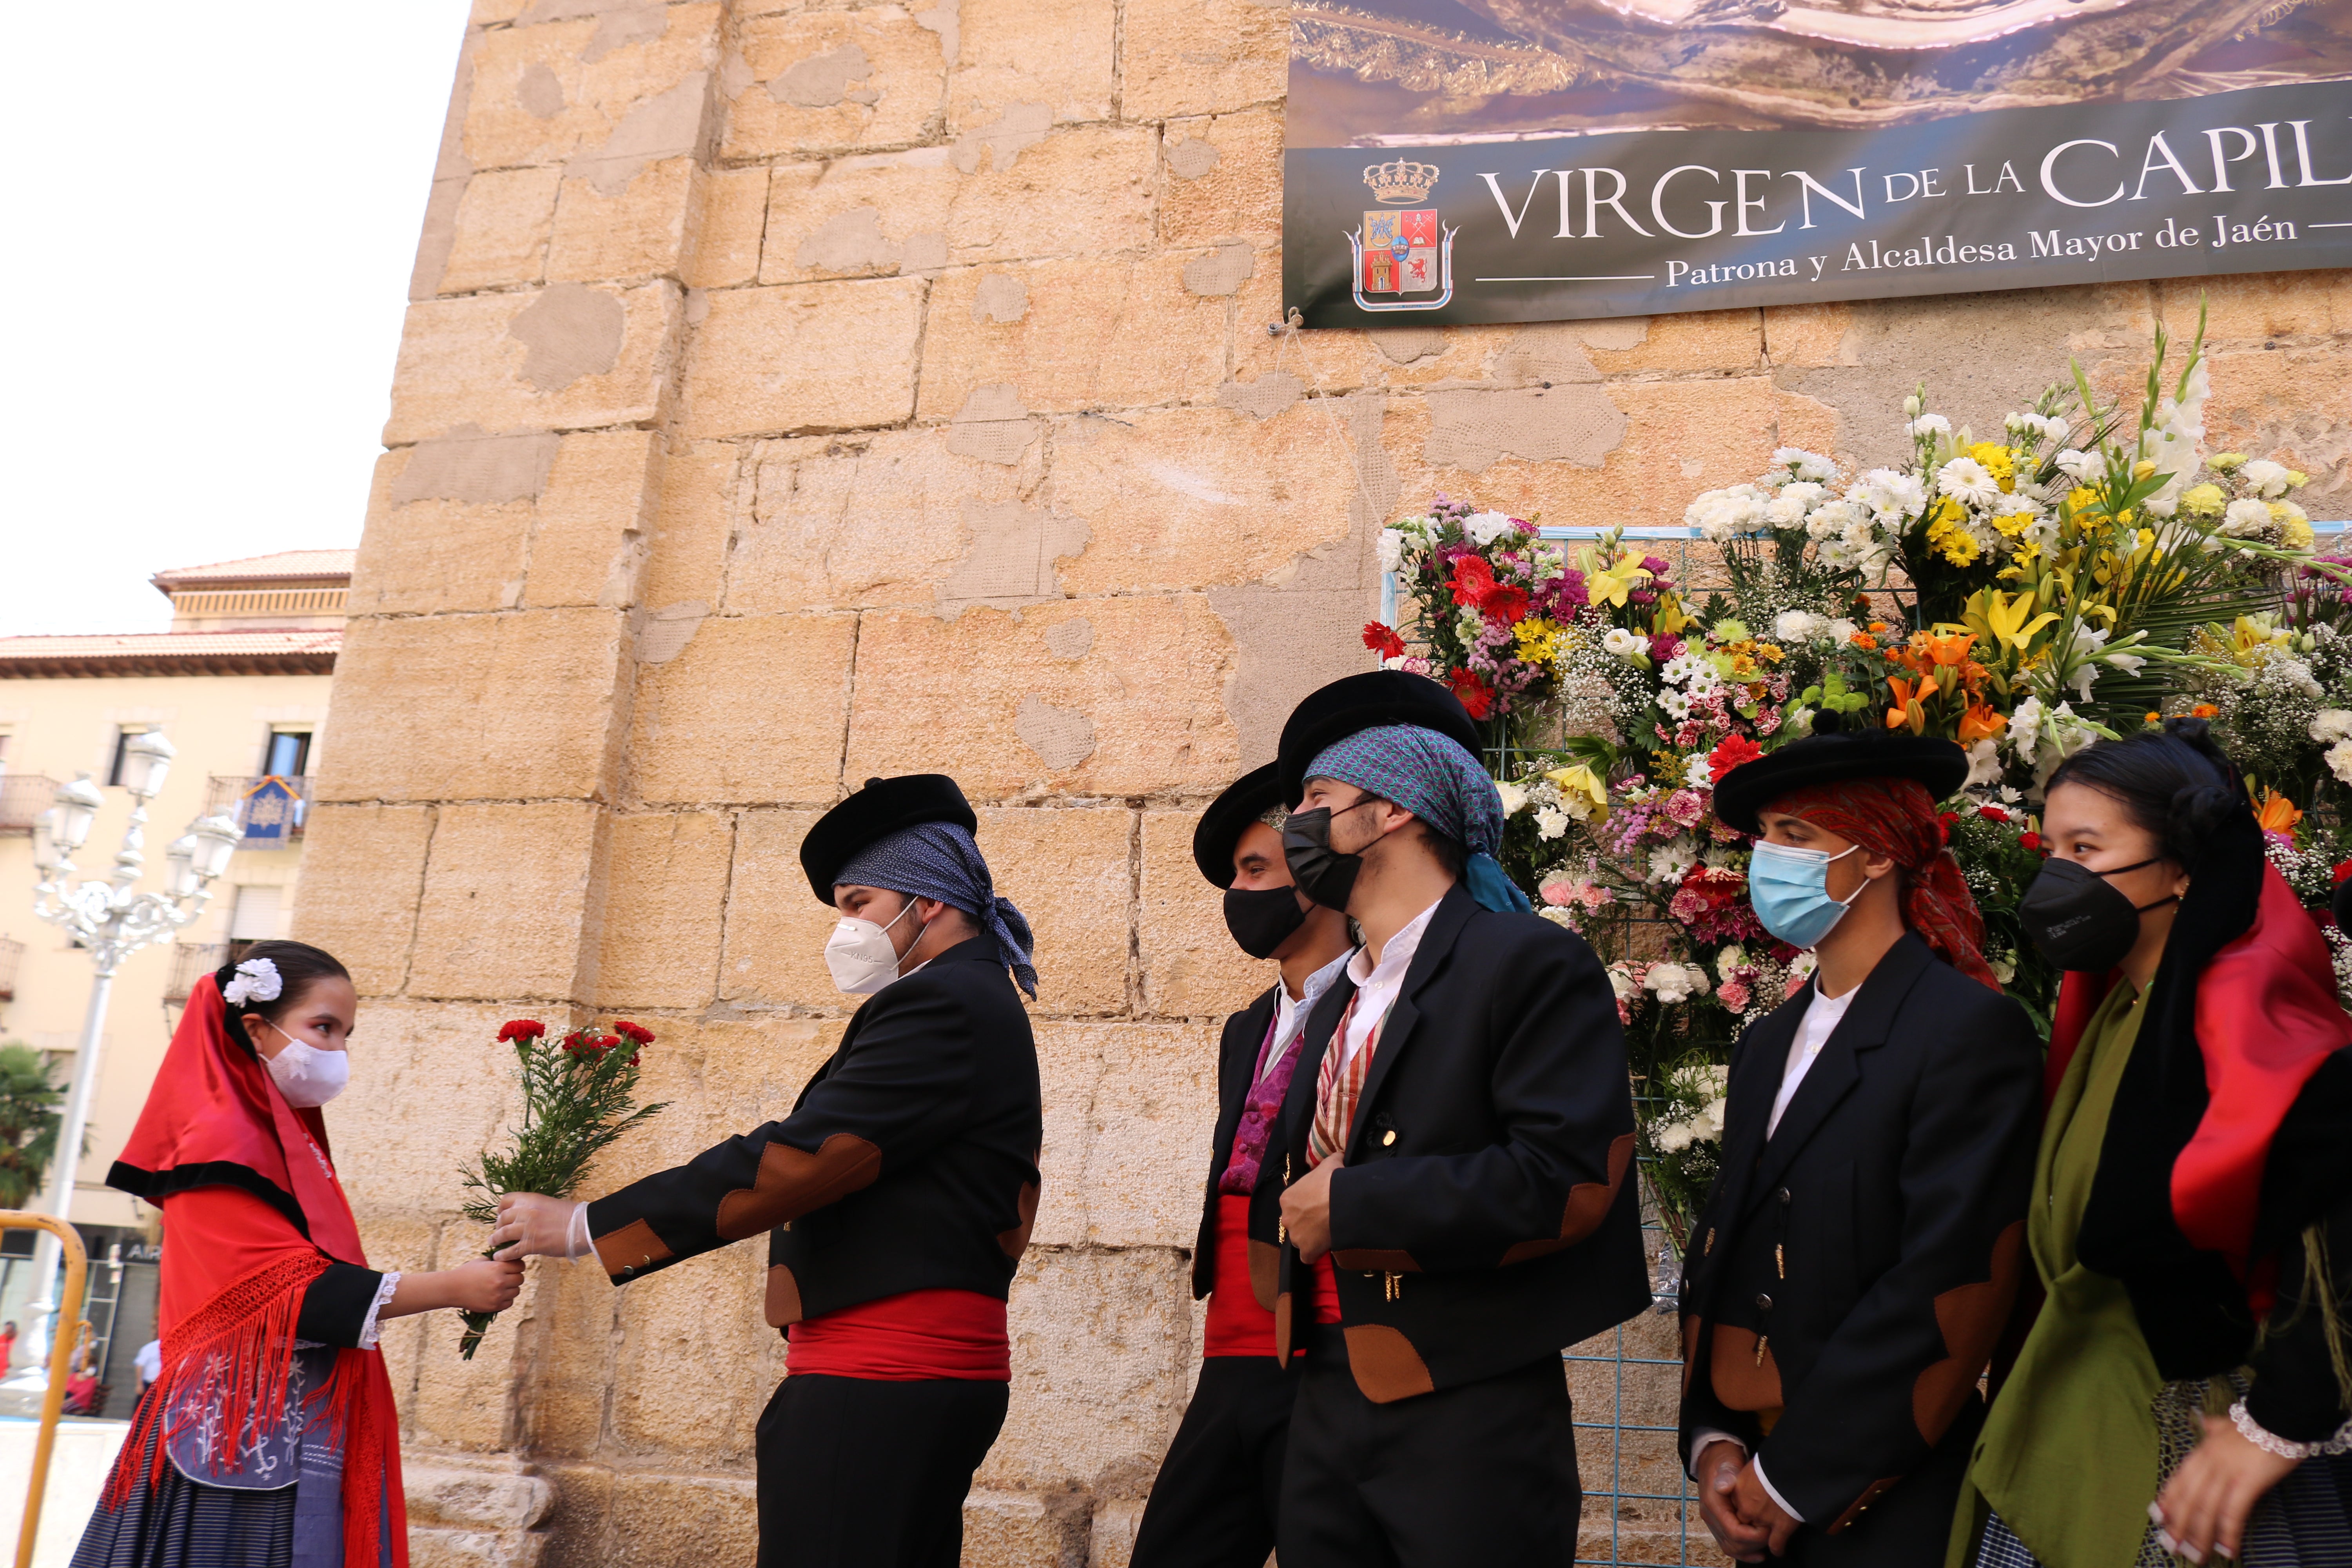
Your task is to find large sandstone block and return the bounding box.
[730,430,1042,615]
[319,609,629,802]
[1045,406,1360,595]
[985,1247,1193,1491]
[408,803,605,1003]
[679,277,925,438]
[514,1238,623,1459]
[599,1013,847,1182]
[962,1488,1095,1568]
[2171,268,2347,344]
[1120,0,1286,120]
[947,0,1116,131]
[607,1238,786,1465]
[353,445,535,617]
[336,993,527,1203]
[1031,1022,1219,1250]
[596,811,733,1010]
[974,805,1134,1016]
[1159,108,1283,249]
[439,166,562,294]
[639,438,743,610]
[719,809,847,1009]
[1575,309,1764,376]
[722,9,946,162]
[757,155,966,285]
[290,803,435,998]
[546,156,697,285]
[386,281,682,445]
[2200,346,2352,513]
[842,597,1241,799]
[627,610,858,804]
[597,1470,761,1568]
[680,164,769,290]
[916,256,1229,419]
[521,430,661,608]
[1136,809,1267,1021]
[354,1214,439,1428]
[460,4,720,174]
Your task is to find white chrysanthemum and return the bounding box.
[2312,711,2352,744]
[1661,652,1704,686]
[1715,945,1749,980]
[1853,469,1926,522]
[1376,528,1407,572]
[1601,627,1646,661]
[1905,413,1952,439]
[1535,806,1569,841]
[1684,664,1722,700]
[1496,780,1529,815]
[1685,484,1769,542]
[1659,689,1692,721]
[2241,459,2292,499]
[2329,739,2352,786]
[1651,838,1699,883]
[1775,610,1826,643]
[1937,456,2003,509]
[1655,1120,1695,1154]
[1464,511,1518,545]
[1772,448,1837,484]
[1683,755,1714,789]
[2054,448,2102,483]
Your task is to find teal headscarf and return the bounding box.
[1303,724,1532,914]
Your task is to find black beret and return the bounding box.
[800,775,978,903]
[1192,763,1292,888]
[1711,719,1971,836]
[1275,671,1483,804]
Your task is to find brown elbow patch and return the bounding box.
[1679,1312,1701,1396]
[1273,1291,1293,1363]
[1826,1475,1902,1534]
[997,1180,1039,1260]
[1911,1219,2026,1445]
[715,1133,883,1241]
[1500,1132,1636,1265]
[1328,1248,1422,1273]
[1708,1325,1784,1412]
[592,1219,674,1280]
[1344,1324,1436,1403]
[1249,1240,1280,1312]
[764,1265,803,1328]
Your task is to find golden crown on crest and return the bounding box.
[1362,158,1440,205]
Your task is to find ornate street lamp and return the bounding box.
[23,738,241,1364]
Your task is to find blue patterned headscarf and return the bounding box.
[1305,724,1533,914]
[834,822,1039,998]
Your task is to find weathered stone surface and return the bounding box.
[962,1488,1096,1568]
[289,804,435,998]
[918,255,1230,418]
[1031,1022,1219,1249]
[1575,309,1764,376]
[462,6,722,177]
[1136,809,1267,1020]
[440,167,561,293]
[986,1247,1193,1490]
[843,597,1240,798]
[628,611,858,804]
[723,9,946,161]
[408,804,605,1003]
[317,610,629,803]
[2200,346,2352,514]
[386,282,680,445]
[1120,0,1286,119]
[2164,269,2347,345]
[973,806,1133,1015]
[640,439,742,610]
[547,156,695,284]
[596,811,733,1009]
[1159,109,1282,248]
[948,0,1116,130]
[1045,406,1360,595]
[608,1236,786,1463]
[355,450,534,616]
[718,809,843,1008]
[679,278,925,437]
[405,1461,558,1532]
[681,164,769,289]
[944,124,1156,263]
[597,1470,762,1568]
[758,155,965,284]
[521,430,659,608]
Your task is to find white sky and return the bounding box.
[0,2,473,636]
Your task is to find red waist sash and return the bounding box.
[786,1288,1009,1381]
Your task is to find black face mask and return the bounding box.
[2019,856,2179,973]
[1282,800,1377,912]
[1223,884,1308,959]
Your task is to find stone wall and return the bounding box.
[296,0,2352,1561]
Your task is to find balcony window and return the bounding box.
[263,731,310,778]
[107,727,153,788]
[0,775,58,835]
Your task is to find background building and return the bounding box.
[0,551,345,1414]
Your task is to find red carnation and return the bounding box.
[1362,622,1406,660]
[1447,667,1495,720]
[1978,805,2010,822]
[613,1020,655,1046]
[497,1019,546,1044]
[2019,831,2044,853]
[1707,733,1763,781]
[2333,860,2352,887]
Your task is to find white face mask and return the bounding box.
[260,1036,351,1108]
[824,897,925,996]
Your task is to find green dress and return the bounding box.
[1951,977,2202,1568]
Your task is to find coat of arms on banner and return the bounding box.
[1348,160,1456,313]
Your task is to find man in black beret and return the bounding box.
[490,774,1043,1568]
[1263,671,1651,1568]
[1680,726,2040,1564]
[1131,762,1357,1568]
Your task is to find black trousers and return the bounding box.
[755,1373,1009,1568]
[1278,1327,1583,1568]
[1131,1355,1301,1568]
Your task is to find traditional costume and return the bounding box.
[1266,673,1651,1568]
[1682,730,2043,1565]
[1130,764,1350,1568]
[78,967,407,1568]
[578,775,1043,1568]
[1957,796,2352,1567]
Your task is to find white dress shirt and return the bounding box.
[1337,896,1444,1071]
[1264,950,1353,1079]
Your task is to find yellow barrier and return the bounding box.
[1,1215,87,1568]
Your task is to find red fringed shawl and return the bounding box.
[103,976,407,1568]
[1769,777,2003,991]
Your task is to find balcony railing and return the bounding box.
[165,941,245,1004]
[0,935,22,1001]
[203,775,314,843]
[0,774,59,833]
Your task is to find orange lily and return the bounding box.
[1913,630,1978,669]
[1958,697,2006,744]
[2256,790,2302,835]
[1885,677,1928,735]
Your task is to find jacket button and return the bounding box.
[1381,1130,1397,1147]
[1755,1292,1773,1312]
[1703,1228,1715,1255]
[1777,1187,1791,1206]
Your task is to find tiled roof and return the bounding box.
[0,628,341,678]
[149,550,358,591]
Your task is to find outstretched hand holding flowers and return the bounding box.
[456,1018,668,1358]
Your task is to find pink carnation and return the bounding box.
[1664,789,1706,828]
[1717,980,1751,1012]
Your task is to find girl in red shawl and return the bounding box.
[74,940,521,1568]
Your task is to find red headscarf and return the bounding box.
[1767,777,2002,991]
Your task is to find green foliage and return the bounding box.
[0,1044,62,1210]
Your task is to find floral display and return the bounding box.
[1370,306,2347,1248]
[456,1018,669,1357]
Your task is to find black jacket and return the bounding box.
[583,936,1043,1327]
[1269,884,1652,1401]
[1676,934,2041,1535]
[1192,984,1281,1301]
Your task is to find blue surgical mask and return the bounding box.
[1748,840,1862,950]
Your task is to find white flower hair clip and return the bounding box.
[222,956,283,1007]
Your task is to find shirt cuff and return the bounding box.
[567,1201,592,1260]
[358,1272,401,1350]
[1752,1456,1805,1524]
[1690,1428,1747,1476]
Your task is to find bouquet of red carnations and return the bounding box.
[454,1018,669,1359]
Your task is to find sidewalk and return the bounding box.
[0,1416,128,1568]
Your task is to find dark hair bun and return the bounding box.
[2168,782,2241,864]
[2045,719,2247,872]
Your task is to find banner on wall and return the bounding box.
[1281,0,2352,326]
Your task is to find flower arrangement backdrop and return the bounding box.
[1364,308,2349,1248]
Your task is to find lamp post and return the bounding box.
[24,735,241,1364]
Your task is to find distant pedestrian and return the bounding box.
[133,1339,161,1399]
[0,1319,18,1370]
